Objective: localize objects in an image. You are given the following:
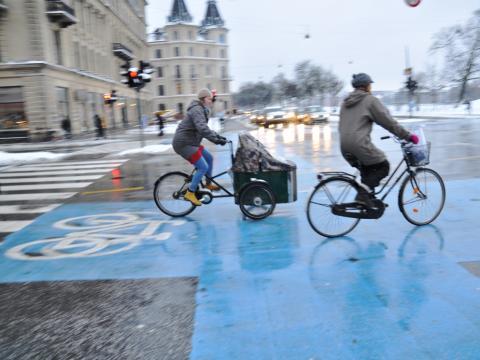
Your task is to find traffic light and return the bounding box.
[139,61,153,84]
[103,90,118,105]
[120,60,153,90]
[405,76,418,94]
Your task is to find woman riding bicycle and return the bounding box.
[339,73,419,207]
[172,88,227,206]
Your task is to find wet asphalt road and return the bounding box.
[1,115,480,359]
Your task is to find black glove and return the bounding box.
[216,136,227,145]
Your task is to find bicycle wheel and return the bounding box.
[239,182,276,220]
[153,171,196,217]
[307,177,360,238]
[398,167,445,225]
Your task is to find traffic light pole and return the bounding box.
[136,88,145,148]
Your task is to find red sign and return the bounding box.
[405,0,421,7]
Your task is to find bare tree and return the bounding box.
[271,73,298,103]
[431,9,480,103]
[416,64,445,105]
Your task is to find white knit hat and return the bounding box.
[197,88,212,99]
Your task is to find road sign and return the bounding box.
[405,0,421,7]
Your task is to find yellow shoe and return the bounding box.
[205,183,221,192]
[184,190,202,206]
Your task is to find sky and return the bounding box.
[146,0,480,92]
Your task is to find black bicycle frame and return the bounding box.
[189,141,236,199]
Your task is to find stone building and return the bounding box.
[0,0,151,142]
[149,0,232,116]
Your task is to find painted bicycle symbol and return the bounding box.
[6,212,185,260]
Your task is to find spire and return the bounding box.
[201,0,224,27]
[167,0,193,23]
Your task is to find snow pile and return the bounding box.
[118,144,172,156]
[0,151,68,166]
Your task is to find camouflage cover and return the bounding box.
[232,132,296,172]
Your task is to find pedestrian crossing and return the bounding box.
[0,159,128,241]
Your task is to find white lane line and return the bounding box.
[1,182,92,191]
[0,169,117,177]
[0,193,76,201]
[0,175,104,184]
[22,159,128,167]
[447,155,480,161]
[0,220,33,232]
[5,164,122,171]
[0,204,61,214]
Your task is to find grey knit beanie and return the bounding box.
[351,73,374,88]
[197,88,212,100]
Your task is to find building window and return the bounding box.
[157,67,163,78]
[190,65,196,78]
[175,65,181,79]
[207,83,212,90]
[155,49,162,58]
[219,34,226,44]
[206,65,212,76]
[0,87,27,130]
[177,103,184,114]
[204,48,209,58]
[221,66,227,79]
[188,30,193,40]
[174,47,180,57]
[223,82,228,93]
[189,47,194,56]
[176,83,182,95]
[191,82,197,94]
[220,49,226,58]
[158,85,165,96]
[159,104,166,111]
[173,30,179,40]
[53,30,63,65]
[56,87,70,121]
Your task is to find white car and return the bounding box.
[302,105,329,124]
[263,106,289,127]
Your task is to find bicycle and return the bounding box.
[306,136,446,238]
[153,141,277,220]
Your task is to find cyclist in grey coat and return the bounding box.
[339,73,418,207]
[172,88,227,206]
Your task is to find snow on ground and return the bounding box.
[118,144,172,156]
[0,151,69,166]
[127,117,222,136]
[388,103,479,117]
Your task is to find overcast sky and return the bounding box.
[146,0,479,92]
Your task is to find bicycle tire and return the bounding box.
[238,182,276,220]
[398,167,445,226]
[306,177,360,238]
[153,171,196,217]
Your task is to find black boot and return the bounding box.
[355,188,375,208]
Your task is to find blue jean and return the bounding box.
[189,148,213,192]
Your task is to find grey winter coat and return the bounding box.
[172,100,223,160]
[339,89,410,166]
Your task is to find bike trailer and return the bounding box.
[231,133,297,203]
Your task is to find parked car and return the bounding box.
[263,106,289,127]
[302,105,330,124]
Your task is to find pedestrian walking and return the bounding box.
[156,111,165,136]
[61,116,72,139]
[94,114,106,139]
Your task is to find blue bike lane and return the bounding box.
[1,152,480,358]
